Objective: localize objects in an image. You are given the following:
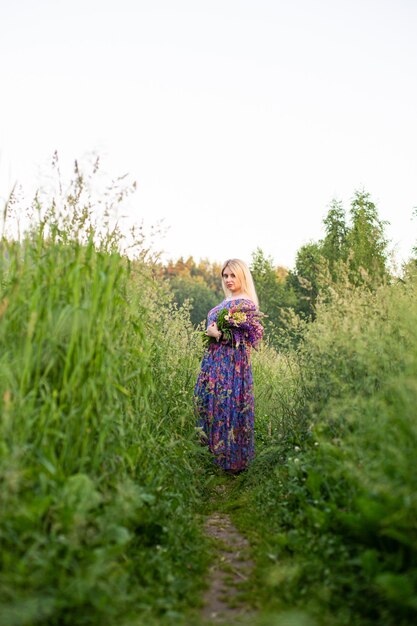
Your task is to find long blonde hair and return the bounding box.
[221,258,259,308]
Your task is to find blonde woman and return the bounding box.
[194,259,263,473]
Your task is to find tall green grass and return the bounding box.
[4,164,416,626]
[235,275,417,626]
[0,174,208,626]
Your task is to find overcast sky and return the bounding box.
[1,0,416,268]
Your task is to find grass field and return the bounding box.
[1,173,416,625]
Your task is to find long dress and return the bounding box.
[194,297,262,472]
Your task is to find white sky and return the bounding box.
[1,0,416,268]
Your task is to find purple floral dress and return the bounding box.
[194,298,263,472]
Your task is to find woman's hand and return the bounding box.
[206,322,222,342]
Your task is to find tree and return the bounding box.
[321,199,348,280]
[286,241,324,320]
[251,248,279,303]
[158,256,223,326]
[250,248,298,344]
[169,274,219,326]
[346,189,389,285]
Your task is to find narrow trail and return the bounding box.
[200,484,256,625]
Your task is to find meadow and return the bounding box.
[0,173,211,626]
[233,271,417,626]
[1,170,416,625]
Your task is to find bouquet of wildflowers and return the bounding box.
[202,303,265,349]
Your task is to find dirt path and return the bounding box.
[201,508,255,625]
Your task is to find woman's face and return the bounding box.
[222,266,242,294]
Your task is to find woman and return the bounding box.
[194,258,263,473]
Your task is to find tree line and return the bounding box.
[157,189,415,346]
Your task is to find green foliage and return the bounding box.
[167,274,219,326]
[286,242,324,321]
[199,306,233,349]
[159,257,223,327]
[157,188,391,350]
[346,189,389,285]
[0,164,208,626]
[250,248,299,347]
[3,160,412,626]
[287,190,390,323]
[233,274,417,625]
[251,344,305,448]
[321,199,348,278]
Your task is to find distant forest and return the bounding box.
[156,189,416,347]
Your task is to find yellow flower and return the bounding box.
[230,311,247,324]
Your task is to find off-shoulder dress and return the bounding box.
[193,297,263,472]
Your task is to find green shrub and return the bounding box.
[236,276,417,625]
